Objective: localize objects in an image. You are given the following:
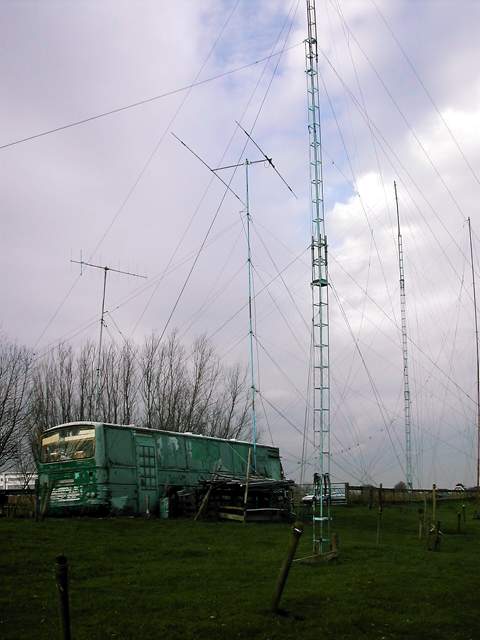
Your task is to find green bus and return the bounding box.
[37,421,285,516]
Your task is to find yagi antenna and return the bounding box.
[171,132,245,205]
[235,120,298,198]
[70,258,147,416]
[172,125,295,472]
[172,121,297,469]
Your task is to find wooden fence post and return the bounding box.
[427,520,442,551]
[376,484,383,545]
[271,522,304,613]
[55,555,71,640]
[331,532,339,553]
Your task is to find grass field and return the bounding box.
[2,500,479,639]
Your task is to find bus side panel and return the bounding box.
[254,447,271,478]
[229,443,281,478]
[104,427,137,513]
[156,433,189,490]
[206,440,222,475]
[185,436,230,481]
[216,440,234,476]
[185,436,205,474]
[263,447,282,480]
[134,434,158,514]
[157,432,187,468]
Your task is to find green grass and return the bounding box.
[2,501,480,639]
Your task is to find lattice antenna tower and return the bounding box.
[305,0,331,554]
[467,217,480,489]
[393,182,413,489]
[172,127,295,472]
[71,258,146,415]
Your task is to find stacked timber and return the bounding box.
[193,473,294,523]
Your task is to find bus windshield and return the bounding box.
[41,426,95,463]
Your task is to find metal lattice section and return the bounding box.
[394,182,413,489]
[305,0,331,554]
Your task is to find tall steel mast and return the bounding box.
[467,217,480,489]
[305,0,331,554]
[394,182,413,489]
[245,158,258,469]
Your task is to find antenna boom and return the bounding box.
[70,259,146,279]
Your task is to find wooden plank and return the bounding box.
[194,483,214,521]
[219,512,245,522]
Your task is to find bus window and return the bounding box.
[41,427,95,463]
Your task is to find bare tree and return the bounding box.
[137,332,250,439]
[184,335,220,434]
[208,364,250,439]
[99,343,121,423]
[76,341,96,421]
[30,356,60,426]
[12,436,36,488]
[146,331,184,432]
[0,338,33,470]
[119,341,138,424]
[57,344,74,424]
[28,355,60,461]
[3,330,251,473]
[140,334,161,428]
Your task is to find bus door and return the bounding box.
[134,434,158,514]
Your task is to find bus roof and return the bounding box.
[42,422,279,452]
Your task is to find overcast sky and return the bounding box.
[2,0,480,488]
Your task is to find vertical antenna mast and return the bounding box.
[71,259,146,416]
[172,129,295,473]
[305,0,331,554]
[97,267,108,408]
[467,217,480,489]
[245,159,258,470]
[394,182,413,489]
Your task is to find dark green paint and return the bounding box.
[37,422,283,515]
